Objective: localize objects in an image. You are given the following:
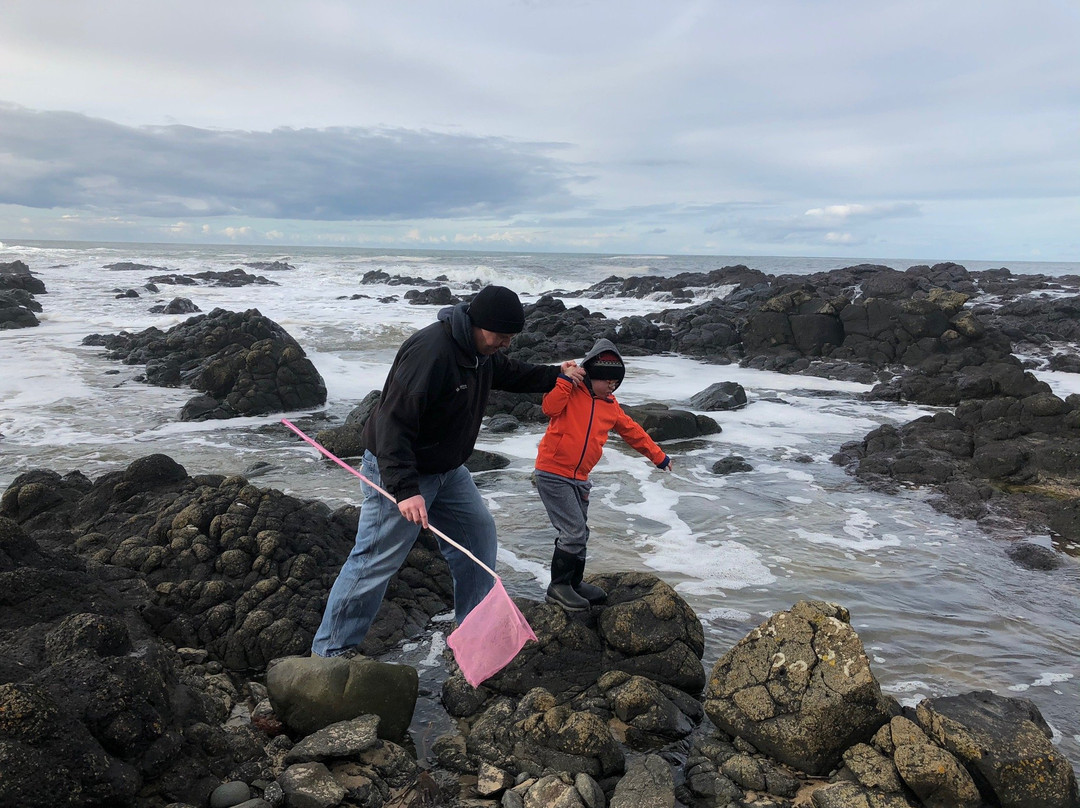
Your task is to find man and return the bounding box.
[312,285,584,657]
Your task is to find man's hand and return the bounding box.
[398,494,429,528]
[561,360,586,385]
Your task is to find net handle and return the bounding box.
[281,418,499,581]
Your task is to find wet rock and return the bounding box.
[622,403,721,442]
[689,381,747,411]
[1006,541,1064,570]
[916,690,1080,808]
[0,260,47,295]
[242,260,296,272]
[0,261,46,329]
[3,456,453,667]
[465,449,510,472]
[149,269,278,287]
[313,390,381,458]
[405,285,458,305]
[711,456,753,475]
[150,297,202,315]
[83,308,327,421]
[104,261,170,272]
[485,413,521,433]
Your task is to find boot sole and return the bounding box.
[545,594,590,612]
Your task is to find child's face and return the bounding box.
[590,378,618,397]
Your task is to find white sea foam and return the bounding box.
[1009,672,1074,692]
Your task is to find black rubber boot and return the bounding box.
[546,548,590,611]
[571,554,607,604]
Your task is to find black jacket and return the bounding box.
[362,302,560,500]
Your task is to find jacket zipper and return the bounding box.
[572,397,597,479]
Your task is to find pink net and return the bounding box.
[447,578,537,688]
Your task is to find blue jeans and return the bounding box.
[311,451,497,657]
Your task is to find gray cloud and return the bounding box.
[0,104,583,220]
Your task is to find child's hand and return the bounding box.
[561,361,585,385]
[662,458,673,471]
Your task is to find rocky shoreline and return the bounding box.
[2,257,1078,807]
[2,457,1077,808]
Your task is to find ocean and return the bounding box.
[2,239,1078,764]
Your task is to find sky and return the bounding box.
[0,0,1078,261]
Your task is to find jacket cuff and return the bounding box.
[556,373,575,383]
[657,455,671,470]
[390,483,422,502]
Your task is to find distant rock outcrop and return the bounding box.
[82,307,327,421]
[0,260,46,330]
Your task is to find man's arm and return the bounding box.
[492,354,583,393]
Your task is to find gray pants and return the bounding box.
[535,470,592,557]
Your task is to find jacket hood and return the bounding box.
[582,338,623,365]
[438,302,486,366]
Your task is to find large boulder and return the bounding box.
[703,600,894,775]
[0,261,46,330]
[874,715,981,808]
[0,260,47,295]
[82,307,327,421]
[689,382,747,411]
[916,691,1080,808]
[267,656,418,740]
[622,403,721,442]
[442,573,705,711]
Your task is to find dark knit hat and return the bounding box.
[584,350,625,383]
[467,285,526,333]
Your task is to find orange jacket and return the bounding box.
[535,376,668,480]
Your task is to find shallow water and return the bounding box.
[2,241,1078,764]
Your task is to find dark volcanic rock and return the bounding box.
[0,291,41,329]
[1,455,454,667]
[243,260,296,272]
[0,260,47,295]
[1006,541,1065,571]
[0,516,270,807]
[622,403,721,442]
[82,307,327,421]
[689,382,747,411]
[405,286,459,306]
[711,456,753,475]
[103,261,169,272]
[148,269,278,287]
[443,573,706,712]
[0,261,46,329]
[149,297,202,315]
[835,390,1080,539]
[314,390,381,459]
[916,691,1079,808]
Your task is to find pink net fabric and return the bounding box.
[446,578,537,687]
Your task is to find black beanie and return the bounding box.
[467,285,526,333]
[584,351,625,382]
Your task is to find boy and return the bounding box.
[534,338,671,611]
